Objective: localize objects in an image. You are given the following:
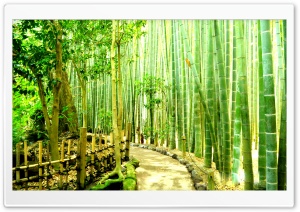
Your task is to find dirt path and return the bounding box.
[130,146,195,190]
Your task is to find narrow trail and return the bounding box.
[130,146,195,190]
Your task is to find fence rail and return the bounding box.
[12,124,132,190]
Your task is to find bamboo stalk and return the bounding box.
[13,175,39,184]
[24,141,28,190]
[79,127,87,189]
[99,135,103,150]
[125,122,131,161]
[98,135,102,172]
[104,152,108,172]
[46,141,50,189]
[59,140,65,189]
[110,132,113,145]
[104,135,107,171]
[12,156,76,171]
[64,139,71,186]
[38,141,43,190]
[91,134,95,180]
[76,133,81,189]
[182,136,186,158]
[121,130,125,161]
[16,143,21,190]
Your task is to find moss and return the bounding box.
[123,177,136,190]
[90,157,140,191]
[123,158,139,190]
[90,178,123,190]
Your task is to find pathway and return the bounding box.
[130,146,195,190]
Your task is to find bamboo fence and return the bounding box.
[12,125,131,190]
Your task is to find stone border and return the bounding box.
[130,143,207,190]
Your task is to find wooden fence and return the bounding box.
[12,124,132,190]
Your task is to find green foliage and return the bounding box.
[13,75,42,146]
[98,109,112,133]
[118,20,147,43]
[135,74,166,109]
[13,20,56,80]
[158,123,170,140]
[142,126,152,139]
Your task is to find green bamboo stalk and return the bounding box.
[211,25,222,173]
[230,20,237,158]
[181,21,189,152]
[191,21,202,157]
[214,20,231,181]
[278,82,286,190]
[204,21,214,168]
[231,89,242,186]
[175,21,184,150]
[252,21,259,150]
[235,20,254,190]
[169,20,177,149]
[277,20,286,190]
[257,21,266,188]
[224,20,231,99]
[230,21,241,186]
[260,20,278,190]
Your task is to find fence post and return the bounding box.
[91,134,96,181]
[104,134,107,146]
[66,139,71,185]
[46,141,50,189]
[16,143,21,190]
[125,122,131,161]
[24,141,28,190]
[79,127,87,190]
[182,136,186,158]
[38,141,43,190]
[99,134,102,171]
[154,132,158,147]
[59,140,65,190]
[103,135,108,171]
[110,132,113,145]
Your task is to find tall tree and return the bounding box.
[13,20,65,166]
[109,19,124,179]
[59,68,79,135]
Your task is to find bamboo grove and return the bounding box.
[13,19,286,190]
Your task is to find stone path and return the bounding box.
[130,146,195,190]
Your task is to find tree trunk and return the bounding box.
[117,20,123,133]
[111,20,123,177]
[49,20,63,167]
[59,69,79,135]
